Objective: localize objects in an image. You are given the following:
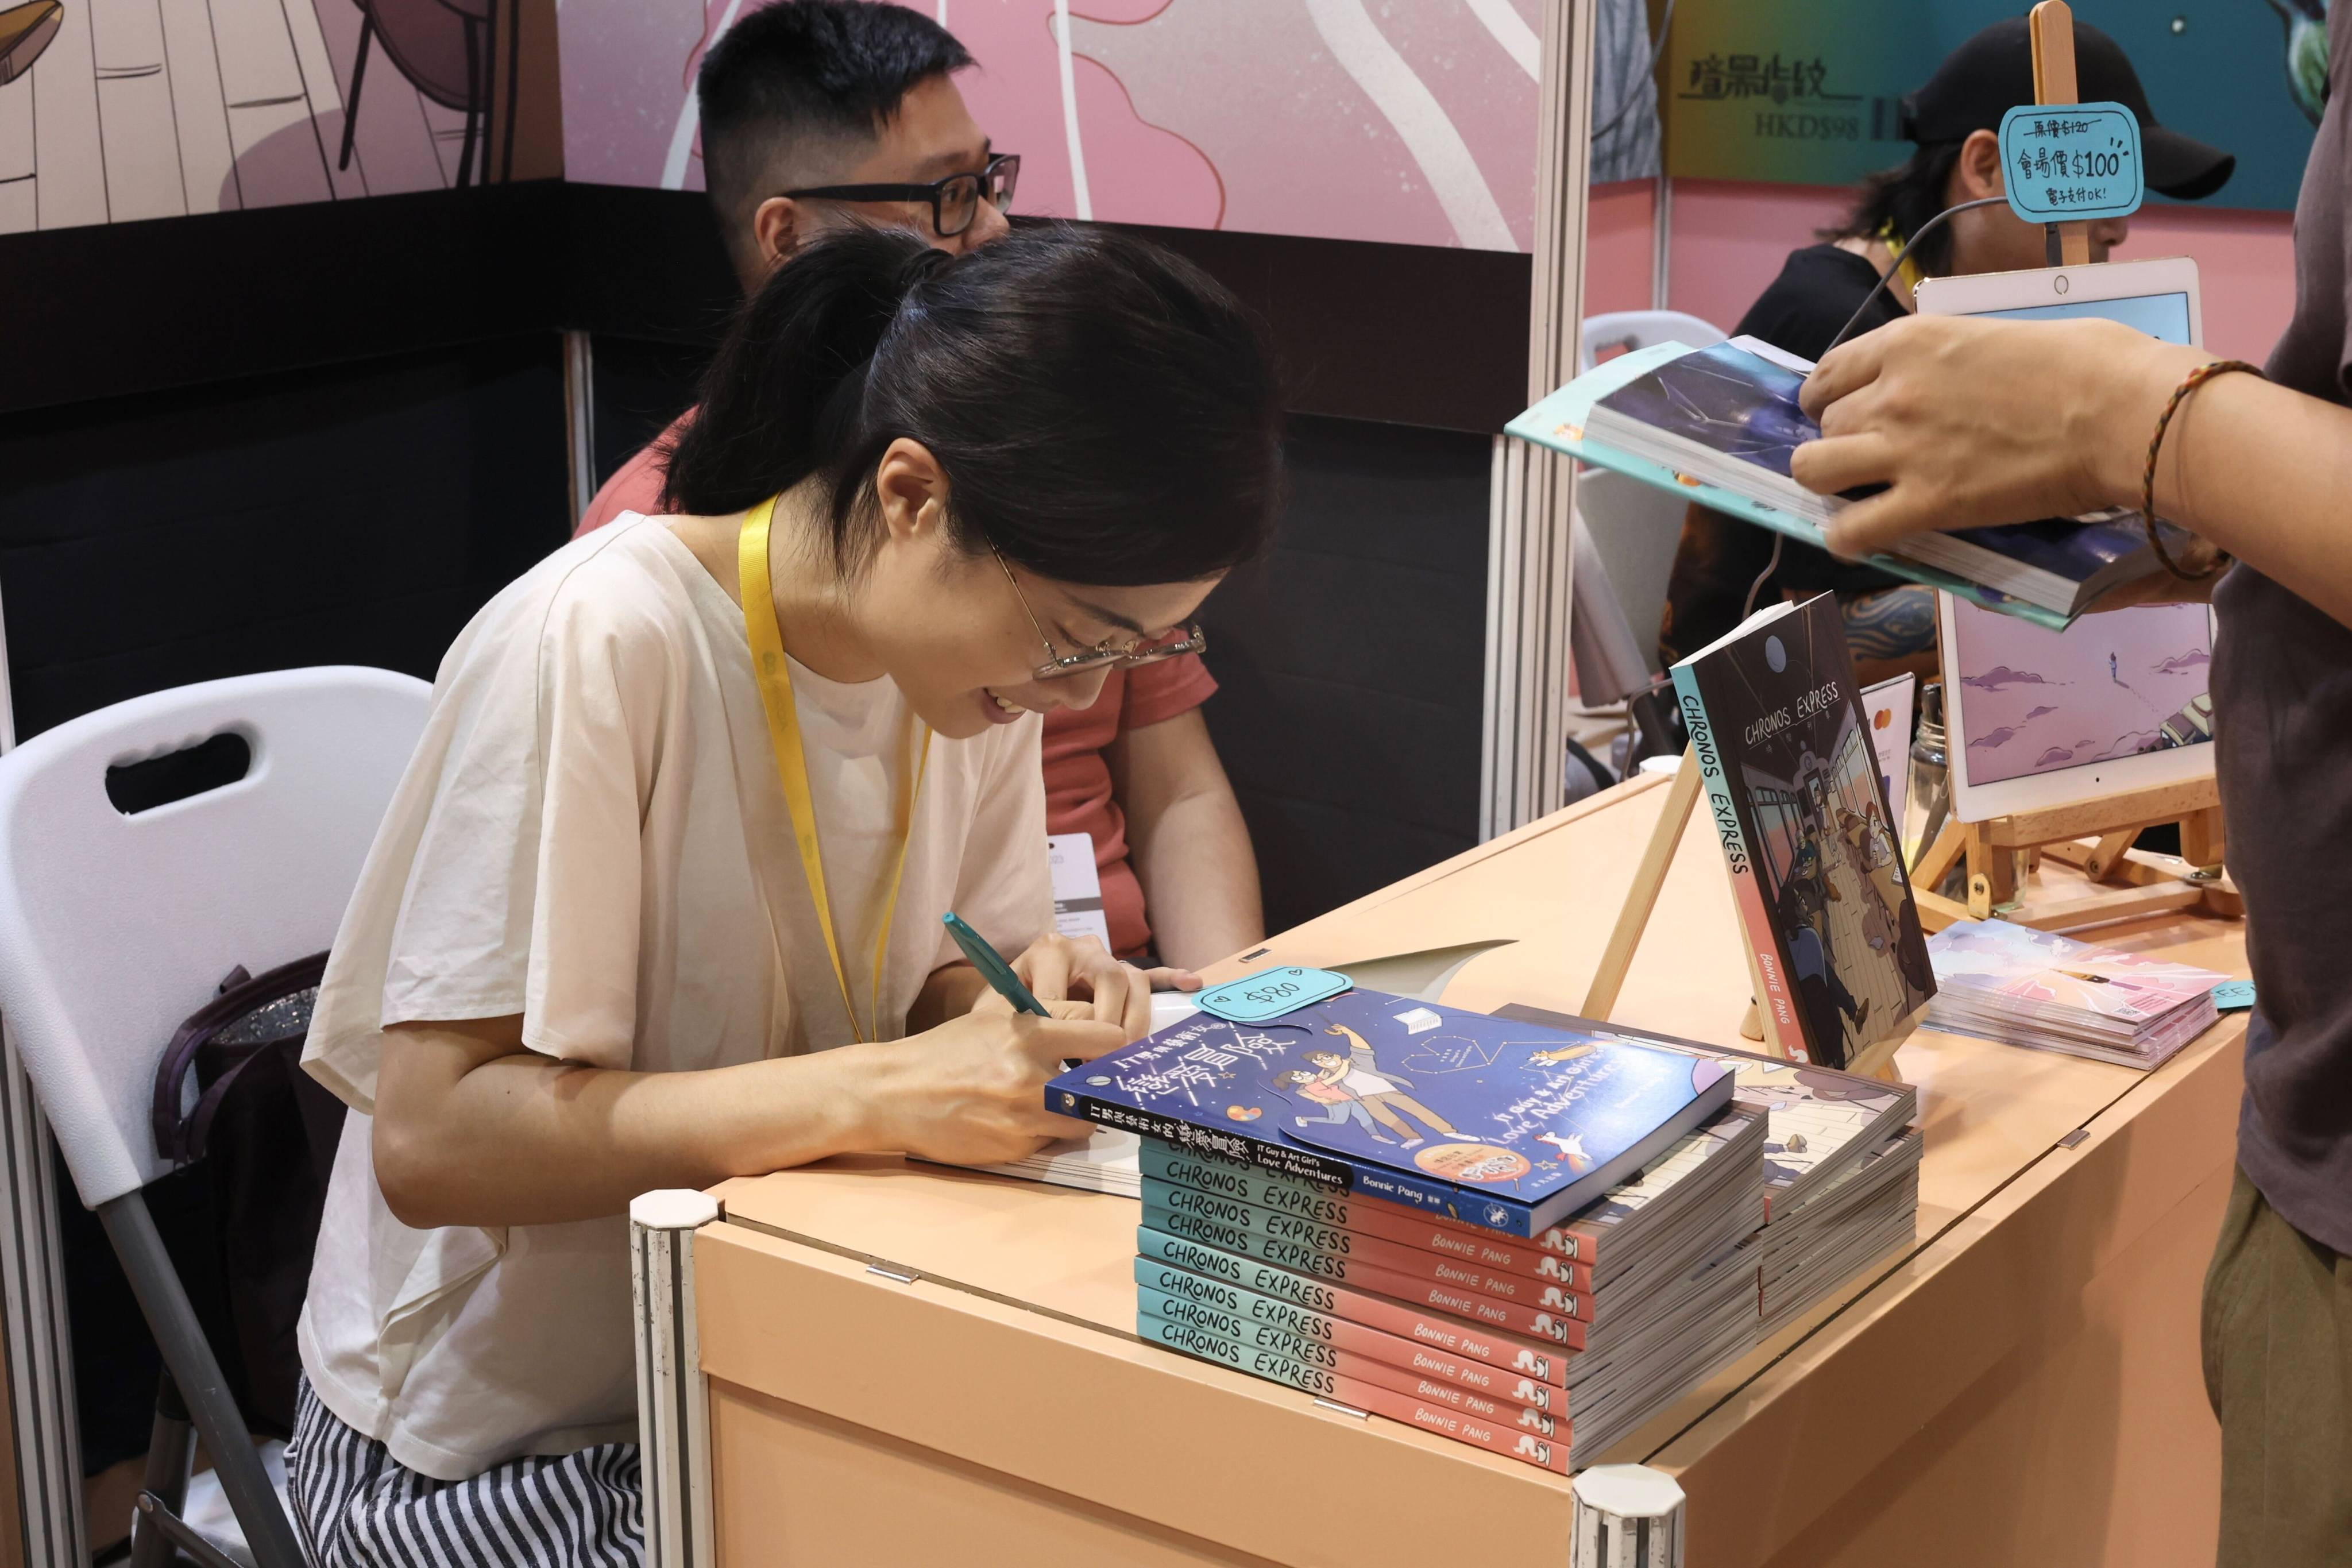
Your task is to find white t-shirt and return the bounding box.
[297,515,1049,1480]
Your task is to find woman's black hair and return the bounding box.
[661,223,1284,586]
[1820,140,1967,278]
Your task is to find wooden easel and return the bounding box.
[1908,777,2238,933]
[1579,753,1916,1083]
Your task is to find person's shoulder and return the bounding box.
[1733,244,1884,362]
[576,407,700,538]
[450,522,715,696]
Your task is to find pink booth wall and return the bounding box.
[1588,179,2296,368]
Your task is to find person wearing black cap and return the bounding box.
[1656,16,2233,679]
[1795,5,2352,1556]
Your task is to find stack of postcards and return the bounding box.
[1926,919,2227,1069]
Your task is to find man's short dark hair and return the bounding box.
[698,1,972,261]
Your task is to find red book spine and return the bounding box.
[1323,1374,1571,1475]
[1133,1250,1579,1379]
[1334,1203,1599,1290]
[1139,1285,1566,1412]
[1145,1206,1597,1328]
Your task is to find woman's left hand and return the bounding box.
[1008,934,1182,1041]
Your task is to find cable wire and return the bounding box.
[1592,0,1678,143]
[1820,195,2011,356]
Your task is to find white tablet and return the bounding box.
[1936,592,2216,821]
[1913,254,2202,346]
[1918,254,2216,822]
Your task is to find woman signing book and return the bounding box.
[287,224,1283,1567]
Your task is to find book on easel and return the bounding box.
[1669,594,1937,1071]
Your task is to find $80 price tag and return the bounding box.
[1194,966,1352,1024]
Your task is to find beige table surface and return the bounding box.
[697,775,2250,1567]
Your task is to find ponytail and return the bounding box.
[661,222,1284,588]
[662,227,948,525]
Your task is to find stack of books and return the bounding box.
[1751,1127,1925,1335]
[1499,1003,1922,1342]
[1050,990,1770,1471]
[1925,918,2227,1069]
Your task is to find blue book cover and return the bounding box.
[1044,988,1733,1236]
[1505,340,2166,630]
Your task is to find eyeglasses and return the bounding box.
[779,153,1021,240]
[992,549,1206,682]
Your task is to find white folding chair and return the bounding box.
[1575,308,1729,374]
[0,667,431,1568]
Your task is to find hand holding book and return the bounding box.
[1791,313,2219,564]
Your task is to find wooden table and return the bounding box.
[676,774,2249,1567]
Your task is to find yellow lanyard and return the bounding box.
[738,497,932,1044]
[1876,222,1925,299]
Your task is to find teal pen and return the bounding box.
[941,912,1051,1015]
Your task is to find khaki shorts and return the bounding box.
[2201,1168,2352,1567]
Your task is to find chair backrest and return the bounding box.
[1577,310,1730,374]
[1572,469,1692,691]
[360,0,487,113]
[0,668,431,1207]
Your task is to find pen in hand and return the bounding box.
[941,912,1051,1017]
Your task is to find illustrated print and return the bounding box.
[1310,1026,1466,1148]
[1514,1434,1551,1463]
[1538,1286,1574,1311]
[1534,1130,1591,1169]
[1400,1034,1505,1075]
[1517,1406,1553,1434]
[1531,1313,1569,1343]
[1513,1377,1544,1405]
[1524,1041,1599,1067]
[1512,1348,1551,1377]
[1269,1068,1400,1145]
[1537,1255,1571,1281]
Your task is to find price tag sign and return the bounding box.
[1194,966,1351,1024]
[1998,102,2144,225]
[2212,979,2256,1012]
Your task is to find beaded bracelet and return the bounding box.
[2142,358,2261,580]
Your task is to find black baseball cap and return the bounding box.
[1901,16,2234,200]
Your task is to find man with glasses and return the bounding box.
[578,0,1264,978]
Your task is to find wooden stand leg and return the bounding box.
[2079,828,2137,883]
[2179,807,2224,870]
[1582,754,1703,1022]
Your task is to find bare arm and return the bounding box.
[1791,316,2352,631]
[1109,707,1264,972]
[372,965,1122,1231]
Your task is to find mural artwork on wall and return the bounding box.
[559,0,1663,253]
[1664,0,2318,210]
[0,0,561,235]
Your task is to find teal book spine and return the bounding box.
[1669,662,1805,1057]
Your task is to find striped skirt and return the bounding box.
[287,1378,643,1568]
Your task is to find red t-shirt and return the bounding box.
[577,416,1212,958]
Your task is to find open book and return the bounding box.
[1509,337,2191,628]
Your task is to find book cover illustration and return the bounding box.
[1592,339,1818,481]
[1671,597,1936,1068]
[1050,988,1733,1233]
[1491,1006,1910,1202]
[1927,919,2224,1022]
[1504,340,2137,631]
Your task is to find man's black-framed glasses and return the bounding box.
[780,152,1021,239]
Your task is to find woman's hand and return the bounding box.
[1790,314,2203,559]
[1010,932,1191,1040]
[863,1007,1125,1166]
